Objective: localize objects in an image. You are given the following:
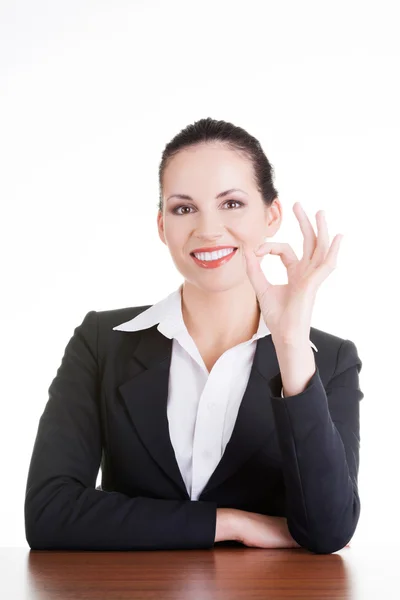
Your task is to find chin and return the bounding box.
[180,271,247,294]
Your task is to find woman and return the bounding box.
[24,117,363,554]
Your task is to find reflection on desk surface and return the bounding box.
[0,545,398,600]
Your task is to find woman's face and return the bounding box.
[157,143,281,292]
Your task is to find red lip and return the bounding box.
[191,247,238,269]
[190,245,238,254]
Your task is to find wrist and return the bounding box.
[215,508,241,542]
[272,334,310,351]
[272,337,316,397]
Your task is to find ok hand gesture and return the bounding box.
[242,202,343,345]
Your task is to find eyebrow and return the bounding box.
[166,188,248,203]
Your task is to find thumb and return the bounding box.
[242,242,272,300]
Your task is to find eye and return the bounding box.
[172,200,244,215]
[224,200,244,210]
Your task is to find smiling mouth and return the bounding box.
[190,247,238,256]
[190,247,239,269]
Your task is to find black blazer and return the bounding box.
[24,306,364,554]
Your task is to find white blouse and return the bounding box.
[113,284,318,501]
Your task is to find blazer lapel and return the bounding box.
[118,326,189,497]
[118,326,281,500]
[200,333,280,498]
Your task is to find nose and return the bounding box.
[193,211,226,243]
[194,232,224,244]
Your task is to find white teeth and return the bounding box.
[193,248,236,261]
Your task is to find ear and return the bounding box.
[157,210,167,245]
[265,197,282,237]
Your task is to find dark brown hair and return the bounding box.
[157,117,278,212]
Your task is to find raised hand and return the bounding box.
[242,202,343,344]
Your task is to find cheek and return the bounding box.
[165,233,190,258]
[231,218,264,241]
[162,223,186,246]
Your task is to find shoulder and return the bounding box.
[76,305,152,342]
[96,305,152,330]
[73,306,156,366]
[310,325,361,356]
[310,326,363,381]
[310,326,345,357]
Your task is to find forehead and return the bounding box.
[163,143,255,192]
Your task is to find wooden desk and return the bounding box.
[1,545,398,599]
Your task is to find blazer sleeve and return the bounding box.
[268,339,364,554]
[24,311,217,551]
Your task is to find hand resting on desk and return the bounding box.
[215,508,351,549]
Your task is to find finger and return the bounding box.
[311,210,330,267]
[322,233,343,270]
[242,243,272,300]
[255,242,299,270]
[293,203,317,262]
[309,234,343,289]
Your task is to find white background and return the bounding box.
[1,0,399,549]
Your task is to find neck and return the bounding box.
[180,280,261,347]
